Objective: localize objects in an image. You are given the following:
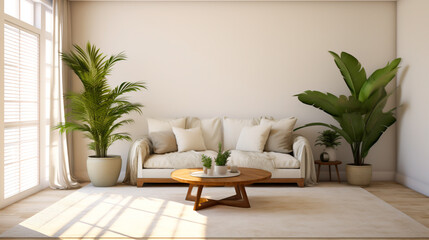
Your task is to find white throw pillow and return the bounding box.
[236,125,271,152]
[260,117,297,153]
[223,117,259,150]
[172,127,207,152]
[186,117,222,151]
[147,118,186,134]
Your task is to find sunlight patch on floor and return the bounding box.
[17,190,208,238]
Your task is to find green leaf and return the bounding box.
[337,95,364,114]
[361,111,395,158]
[358,58,401,102]
[361,91,397,158]
[329,51,367,98]
[294,122,352,144]
[361,88,387,114]
[295,91,342,117]
[336,113,365,143]
[329,51,367,97]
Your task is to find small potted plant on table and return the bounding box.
[316,130,342,162]
[215,143,231,175]
[201,155,213,176]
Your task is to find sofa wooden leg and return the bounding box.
[297,179,305,187]
[137,179,144,188]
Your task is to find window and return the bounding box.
[4,0,41,28]
[3,24,40,198]
[1,0,52,206]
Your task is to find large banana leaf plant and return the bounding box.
[56,43,146,157]
[295,51,401,165]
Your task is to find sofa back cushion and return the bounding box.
[260,117,297,153]
[186,117,222,151]
[236,124,271,152]
[172,127,207,152]
[222,117,259,150]
[147,118,186,134]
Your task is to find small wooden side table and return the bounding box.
[315,160,342,183]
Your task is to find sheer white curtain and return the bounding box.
[49,0,80,189]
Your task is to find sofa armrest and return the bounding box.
[293,134,317,186]
[122,136,152,185]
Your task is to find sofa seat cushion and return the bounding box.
[144,150,218,169]
[229,150,300,172]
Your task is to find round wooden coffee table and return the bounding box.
[171,167,271,211]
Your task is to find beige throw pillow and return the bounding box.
[260,117,297,153]
[172,127,207,152]
[149,131,178,154]
[147,118,186,134]
[236,125,271,152]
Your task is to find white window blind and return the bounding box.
[4,23,40,199]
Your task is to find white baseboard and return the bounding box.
[318,170,395,182]
[395,173,429,197]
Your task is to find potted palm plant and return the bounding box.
[315,130,342,162]
[295,51,400,186]
[57,43,146,187]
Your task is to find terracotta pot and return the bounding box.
[346,164,372,186]
[87,156,121,187]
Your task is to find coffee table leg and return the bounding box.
[193,185,204,211]
[329,165,332,181]
[185,184,251,210]
[186,184,195,201]
[217,184,250,208]
[238,184,250,208]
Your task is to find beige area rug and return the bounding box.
[1,184,429,239]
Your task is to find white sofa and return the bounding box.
[123,117,317,187]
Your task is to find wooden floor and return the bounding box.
[364,182,429,229]
[0,181,428,239]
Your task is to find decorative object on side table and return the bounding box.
[201,154,214,176]
[316,130,341,162]
[315,160,342,183]
[214,142,231,175]
[56,43,146,187]
[295,51,401,186]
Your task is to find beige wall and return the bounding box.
[70,1,397,181]
[396,0,429,196]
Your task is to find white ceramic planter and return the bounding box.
[215,165,227,175]
[346,164,372,186]
[324,147,336,161]
[87,155,122,187]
